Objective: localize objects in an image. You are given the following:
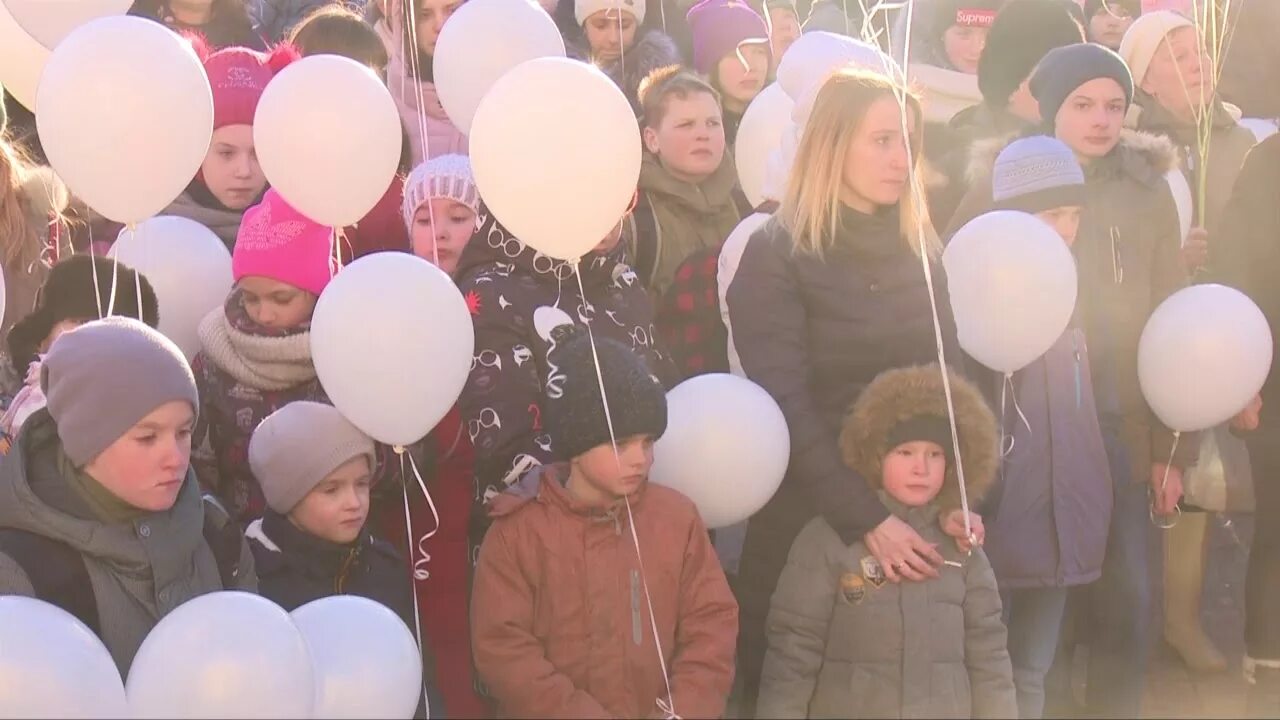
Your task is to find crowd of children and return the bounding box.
[0,0,1279,718]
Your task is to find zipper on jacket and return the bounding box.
[335,548,358,594]
[1072,332,1083,410]
[631,569,643,646]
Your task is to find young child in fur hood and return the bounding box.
[757,363,1016,719]
[470,325,737,719]
[191,188,336,524]
[245,400,445,717]
[569,0,682,112]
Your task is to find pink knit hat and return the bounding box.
[194,39,299,130]
[233,189,337,296]
[687,0,770,75]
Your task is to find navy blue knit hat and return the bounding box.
[1030,42,1134,127]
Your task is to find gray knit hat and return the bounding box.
[249,401,377,514]
[42,317,199,467]
[992,135,1086,213]
[1030,43,1133,127]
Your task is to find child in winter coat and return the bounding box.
[687,0,770,146]
[402,153,480,277]
[191,188,335,524]
[371,0,468,164]
[245,400,445,716]
[0,317,257,675]
[393,151,489,718]
[569,0,682,112]
[976,136,1113,720]
[757,364,1015,719]
[0,256,159,444]
[165,41,297,250]
[471,326,738,719]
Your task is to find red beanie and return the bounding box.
[198,42,299,130]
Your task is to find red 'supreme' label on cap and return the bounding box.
[955,8,997,27]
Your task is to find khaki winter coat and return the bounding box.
[757,365,1014,719]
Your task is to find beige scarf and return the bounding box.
[197,309,316,391]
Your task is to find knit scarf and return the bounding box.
[164,188,250,251]
[197,293,317,392]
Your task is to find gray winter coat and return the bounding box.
[984,326,1113,589]
[757,499,1016,719]
[0,411,257,674]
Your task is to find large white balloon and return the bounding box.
[311,253,474,447]
[944,211,1078,375]
[1138,284,1273,433]
[735,84,794,209]
[650,374,789,528]
[0,597,128,719]
[434,0,565,134]
[127,592,315,719]
[255,55,402,228]
[776,32,892,103]
[471,57,641,261]
[292,596,423,720]
[36,16,212,224]
[0,0,47,109]
[109,216,234,360]
[2,0,132,49]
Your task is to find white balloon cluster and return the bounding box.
[0,593,424,720]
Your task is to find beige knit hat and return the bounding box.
[249,401,377,514]
[1118,10,1195,86]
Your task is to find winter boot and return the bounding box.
[1164,512,1228,672]
[1245,656,1280,718]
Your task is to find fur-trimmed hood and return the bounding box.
[839,364,998,511]
[966,128,1180,187]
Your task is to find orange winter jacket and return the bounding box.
[471,464,738,719]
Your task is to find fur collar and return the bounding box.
[966,128,1180,188]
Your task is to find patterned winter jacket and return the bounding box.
[454,204,678,553]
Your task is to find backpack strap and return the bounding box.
[631,191,662,290]
[0,528,99,633]
[201,494,244,588]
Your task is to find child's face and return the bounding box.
[643,92,726,184]
[1035,206,1083,247]
[584,10,637,63]
[715,43,769,112]
[288,456,372,545]
[201,125,267,211]
[1088,5,1134,50]
[414,0,462,57]
[39,319,86,354]
[568,434,655,507]
[881,441,946,507]
[238,276,318,330]
[410,198,475,276]
[1054,78,1126,161]
[768,8,801,62]
[85,401,195,512]
[942,25,988,74]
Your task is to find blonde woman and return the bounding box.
[724,68,974,711]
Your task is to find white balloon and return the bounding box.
[735,84,794,208]
[36,16,212,224]
[1164,169,1192,244]
[2,0,132,50]
[434,0,565,134]
[0,0,47,109]
[0,597,127,719]
[1138,284,1273,433]
[471,57,641,261]
[108,216,234,360]
[943,211,1078,375]
[292,596,423,720]
[776,32,892,104]
[650,374,789,528]
[1240,117,1279,143]
[311,253,474,447]
[255,55,402,227]
[126,592,314,719]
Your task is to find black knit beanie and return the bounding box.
[1030,42,1133,128]
[7,255,160,370]
[978,0,1086,108]
[887,415,955,462]
[544,325,667,462]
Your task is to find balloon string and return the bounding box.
[572,265,677,718]
[133,223,144,322]
[90,250,105,320]
[398,2,438,265]
[106,243,122,318]
[1150,431,1183,530]
[397,449,433,719]
[405,449,442,581]
[999,376,1014,459]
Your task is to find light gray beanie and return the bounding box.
[991,135,1086,213]
[248,401,376,514]
[42,317,198,467]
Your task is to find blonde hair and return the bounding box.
[0,136,53,269]
[780,68,939,259]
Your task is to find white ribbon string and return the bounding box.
[402,0,439,266]
[1150,431,1183,529]
[572,264,677,718]
[396,448,436,718]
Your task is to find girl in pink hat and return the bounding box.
[189,189,337,524]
